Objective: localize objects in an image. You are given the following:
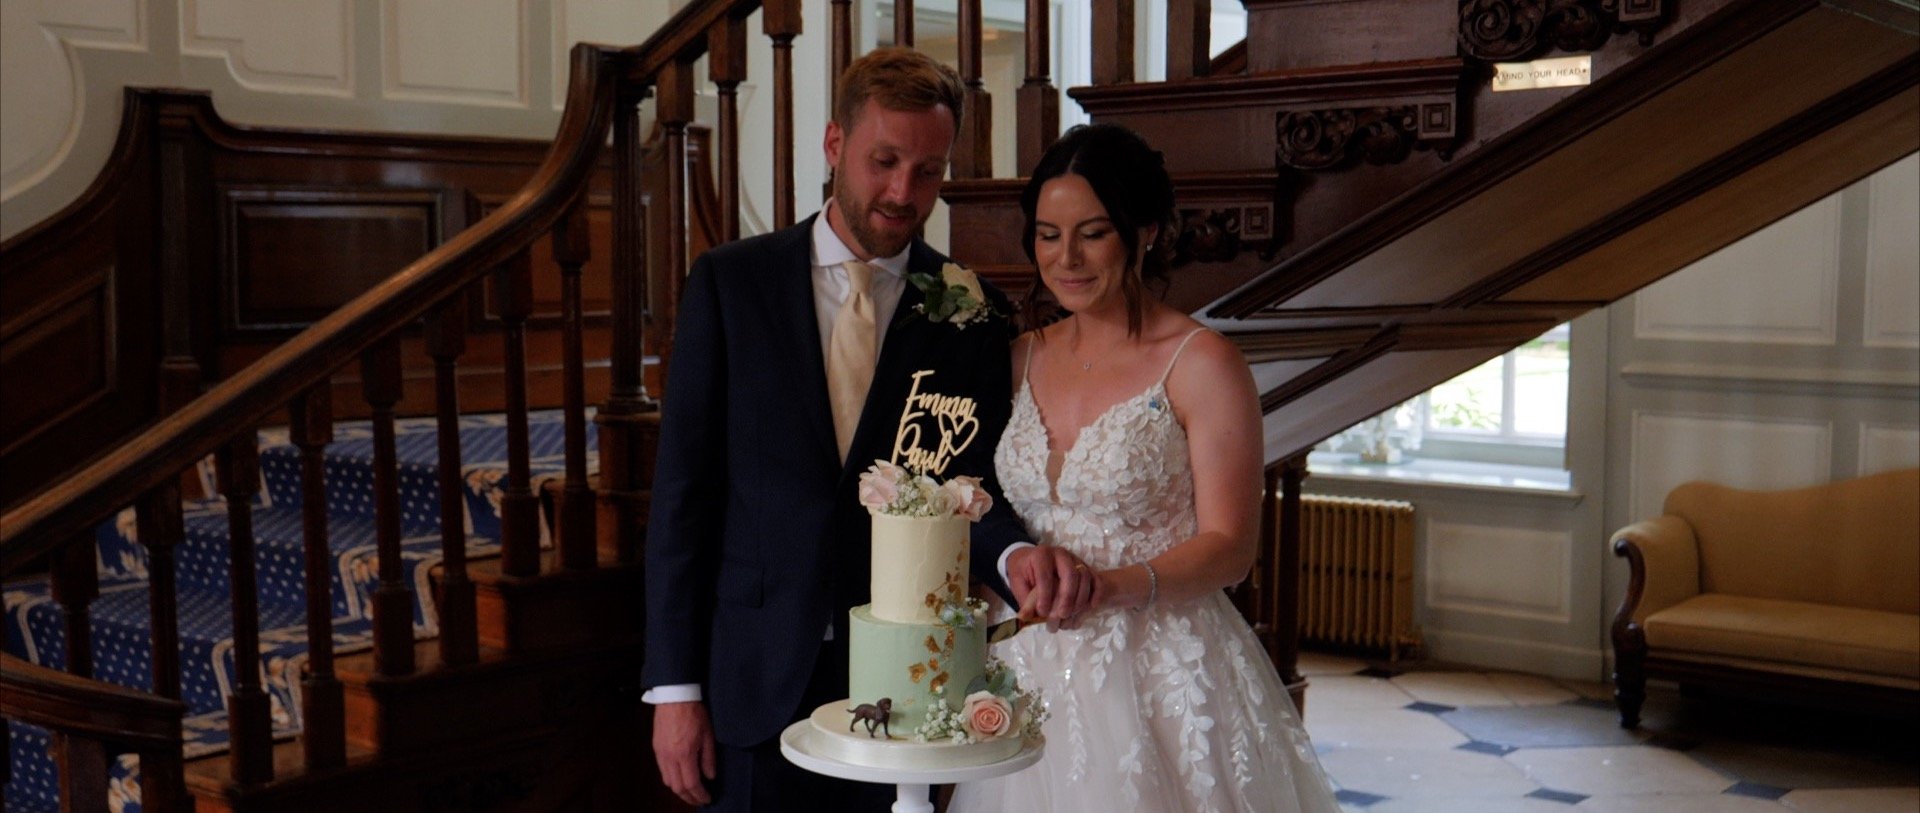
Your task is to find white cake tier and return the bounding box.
[848,604,986,732]
[868,512,968,624]
[806,702,1023,771]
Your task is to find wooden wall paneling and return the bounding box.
[219,188,448,335]
[0,90,162,512]
[1240,0,1457,74]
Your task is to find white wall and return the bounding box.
[1306,154,1920,681]
[0,0,673,240]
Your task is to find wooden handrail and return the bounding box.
[0,654,185,751]
[0,38,655,570]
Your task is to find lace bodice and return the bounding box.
[994,379,1196,572]
[957,327,1340,812]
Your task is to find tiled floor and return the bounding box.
[1296,652,1920,812]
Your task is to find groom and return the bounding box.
[643,49,1093,811]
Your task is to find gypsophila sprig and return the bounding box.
[912,697,975,744]
[857,461,992,520]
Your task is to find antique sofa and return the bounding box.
[1609,468,1920,727]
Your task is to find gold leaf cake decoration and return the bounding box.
[924,635,941,654]
[908,663,927,683]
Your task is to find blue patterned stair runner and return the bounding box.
[3,411,589,812]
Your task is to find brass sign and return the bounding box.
[1491,55,1593,92]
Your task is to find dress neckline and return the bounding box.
[1018,381,1168,503]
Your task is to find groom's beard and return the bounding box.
[834,174,920,259]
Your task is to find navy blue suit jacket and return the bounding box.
[641,216,1025,748]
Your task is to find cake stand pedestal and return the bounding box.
[779,721,1043,813]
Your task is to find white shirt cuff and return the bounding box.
[997,541,1035,587]
[641,684,703,704]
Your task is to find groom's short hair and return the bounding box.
[834,47,964,135]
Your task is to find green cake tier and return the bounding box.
[848,603,986,733]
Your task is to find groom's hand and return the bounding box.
[1006,546,1099,624]
[653,700,716,806]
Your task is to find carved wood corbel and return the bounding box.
[1458,0,1670,63]
[1274,101,1458,171]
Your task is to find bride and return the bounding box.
[951,124,1341,812]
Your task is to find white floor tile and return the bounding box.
[1506,746,1733,797]
[1321,747,1539,799]
[1780,787,1920,813]
[1487,671,1581,705]
[1391,670,1514,707]
[1575,794,1790,812]
[1305,674,1416,711]
[1369,796,1575,813]
[1307,706,1471,751]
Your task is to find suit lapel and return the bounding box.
[779,215,840,469]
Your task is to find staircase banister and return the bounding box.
[0,42,628,571]
[621,0,766,84]
[0,653,186,752]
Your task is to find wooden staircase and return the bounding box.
[2,0,1914,809]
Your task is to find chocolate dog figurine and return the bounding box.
[848,698,893,738]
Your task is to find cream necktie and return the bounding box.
[827,260,878,463]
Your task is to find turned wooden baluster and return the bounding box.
[53,734,109,813]
[657,58,695,383]
[953,0,994,179]
[1275,453,1309,713]
[426,298,479,666]
[48,537,96,678]
[831,0,853,99]
[599,86,655,566]
[767,0,801,228]
[1093,0,1136,85]
[362,339,417,677]
[215,433,274,785]
[47,534,110,811]
[495,251,543,577]
[553,200,599,570]
[1167,0,1211,80]
[135,482,190,811]
[1017,0,1061,175]
[287,386,346,767]
[710,15,747,243]
[894,0,915,46]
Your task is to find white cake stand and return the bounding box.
[779,720,1043,813]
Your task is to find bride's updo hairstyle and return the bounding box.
[1019,123,1177,337]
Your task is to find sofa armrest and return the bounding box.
[1612,516,1701,628]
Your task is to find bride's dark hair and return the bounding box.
[1018,123,1177,337]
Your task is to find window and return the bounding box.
[1321,323,1571,470]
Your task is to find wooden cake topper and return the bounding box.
[891,370,980,476]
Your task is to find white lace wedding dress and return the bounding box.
[951,329,1342,813]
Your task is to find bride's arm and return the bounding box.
[1097,331,1263,611]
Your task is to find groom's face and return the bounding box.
[824,97,956,260]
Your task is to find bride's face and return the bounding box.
[1033,174,1132,315]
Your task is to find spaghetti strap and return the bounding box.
[1156,328,1210,386]
[1020,334,1038,386]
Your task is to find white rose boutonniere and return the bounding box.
[907,263,995,328]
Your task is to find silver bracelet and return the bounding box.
[1137,561,1158,611]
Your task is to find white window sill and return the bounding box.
[1305,451,1577,500]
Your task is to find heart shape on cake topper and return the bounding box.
[892,370,981,476]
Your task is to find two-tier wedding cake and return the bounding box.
[804,462,1042,770]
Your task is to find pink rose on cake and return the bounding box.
[940,476,992,521]
[961,691,1013,739]
[858,461,993,520]
[858,461,907,508]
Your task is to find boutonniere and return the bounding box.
[906,263,996,328]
